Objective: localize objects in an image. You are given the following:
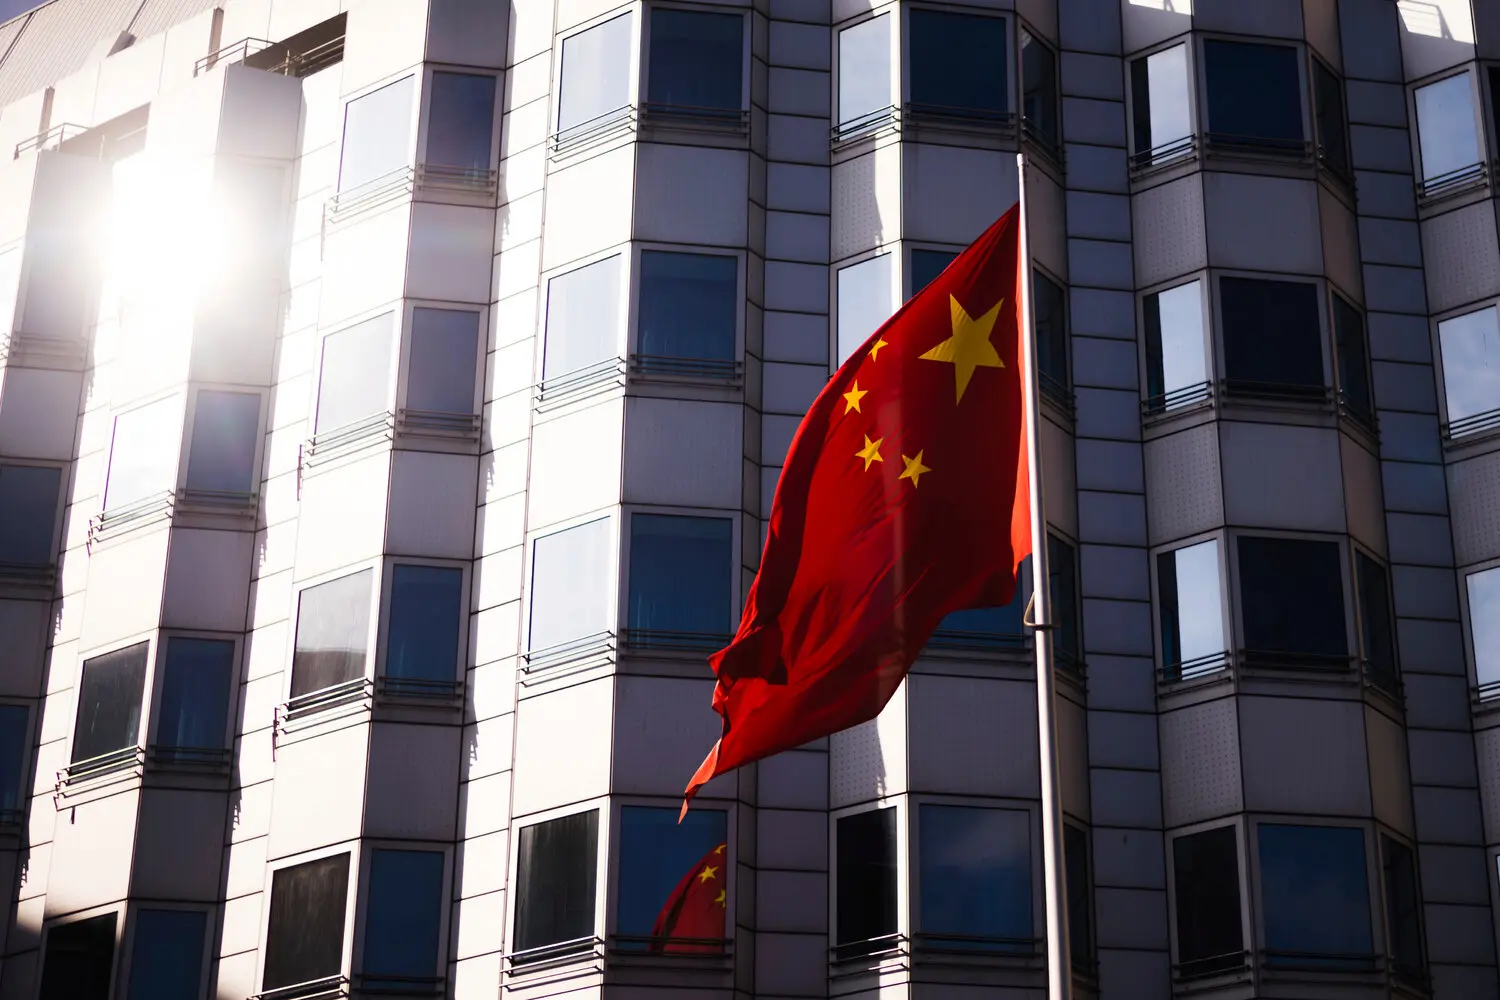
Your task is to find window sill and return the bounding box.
[627,354,743,388]
[373,676,464,713]
[414,162,497,204]
[638,103,750,145]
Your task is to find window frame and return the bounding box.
[1125,38,1200,170]
[1211,269,1332,401]
[1227,529,1356,671]
[1140,271,1214,416]
[1328,285,1375,430]
[1349,542,1400,694]
[1308,51,1351,181]
[829,796,909,957]
[0,458,68,572]
[145,631,242,755]
[102,391,186,515]
[1047,530,1084,673]
[284,562,383,704]
[374,557,471,688]
[349,840,454,990]
[1032,261,1072,405]
[1164,818,1252,980]
[626,242,746,376]
[117,902,213,1000]
[523,510,621,658]
[394,299,488,429]
[507,801,610,960]
[638,1,752,116]
[536,245,631,387]
[832,5,900,137]
[1018,20,1061,156]
[1430,297,1500,440]
[1458,554,1500,701]
[1376,828,1427,982]
[1408,66,1487,196]
[413,65,501,178]
[551,7,644,140]
[309,306,401,439]
[619,506,740,649]
[336,71,421,195]
[903,241,962,302]
[831,246,900,370]
[257,842,360,992]
[899,4,1017,124]
[603,796,736,946]
[0,699,33,822]
[1194,33,1311,154]
[38,905,125,1000]
[180,383,269,504]
[1151,530,1233,682]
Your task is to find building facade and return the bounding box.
[0,0,1497,997]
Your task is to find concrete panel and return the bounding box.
[0,600,48,697]
[217,64,303,161]
[80,530,170,651]
[319,204,411,328]
[1421,201,1500,315]
[1205,173,1323,275]
[406,204,494,304]
[613,675,733,799]
[1368,707,1415,838]
[131,788,227,899]
[907,674,1039,798]
[1450,450,1500,567]
[759,808,828,871]
[903,144,1019,247]
[526,400,624,532]
[44,790,138,917]
[1477,726,1500,843]
[294,450,391,580]
[1194,0,1305,37]
[427,0,508,68]
[365,722,462,840]
[0,368,81,461]
[1220,422,1346,532]
[1241,697,1372,816]
[1132,173,1205,289]
[1043,416,1078,539]
[1304,0,1342,70]
[758,748,827,811]
[1342,435,1387,556]
[830,683,907,808]
[387,450,479,559]
[1029,166,1068,280]
[1059,695,1090,821]
[539,146,634,272]
[1320,184,1363,301]
[267,721,369,859]
[161,528,255,633]
[1144,422,1223,545]
[93,34,164,124]
[511,678,612,817]
[340,0,428,97]
[621,397,742,510]
[831,146,899,261]
[634,144,750,248]
[1160,698,1242,828]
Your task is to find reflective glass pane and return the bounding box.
[1467,566,1500,691]
[1258,824,1372,965]
[40,913,116,1000]
[263,853,350,990]
[363,850,445,984]
[1437,306,1500,428]
[1204,40,1302,143]
[638,251,737,361]
[1144,280,1207,406]
[1313,59,1349,175]
[106,397,183,510]
[1382,837,1424,978]
[919,805,1031,950]
[1022,32,1058,149]
[908,10,1007,116]
[185,390,260,494]
[935,556,1030,648]
[558,13,633,133]
[648,9,743,111]
[839,14,891,126]
[627,514,732,638]
[836,807,897,948]
[543,255,621,379]
[1064,825,1091,963]
[1237,537,1347,659]
[529,518,611,651]
[1355,552,1396,682]
[426,72,495,172]
[1219,277,1324,390]
[616,806,728,949]
[0,704,26,814]
[910,249,957,298]
[515,811,598,952]
[1158,539,1225,676]
[0,464,61,566]
[408,308,480,415]
[73,642,148,762]
[1050,535,1080,661]
[1333,295,1373,422]
[1139,44,1191,154]
[386,565,463,682]
[291,570,373,698]
[1172,827,1243,973]
[156,638,233,750]
[1415,73,1480,181]
[836,254,892,365]
[127,909,206,1000]
[1035,270,1068,393]
[316,313,395,434]
[338,76,415,192]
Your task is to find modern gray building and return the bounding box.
[0,0,1497,997]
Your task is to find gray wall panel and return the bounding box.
[1219,422,1346,533]
[1159,699,1243,828]
[1145,422,1224,545]
[1241,697,1372,817]
[1132,173,1205,289]
[1449,449,1500,566]
[1205,173,1323,275]
[1421,202,1500,314]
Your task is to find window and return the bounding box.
[529,519,611,652]
[918,804,1030,953]
[73,642,149,763]
[1171,826,1244,978]
[911,249,957,298]
[0,704,27,819]
[636,251,738,369]
[338,76,415,192]
[386,565,463,684]
[627,514,733,647]
[543,256,622,380]
[362,850,445,989]
[1129,44,1193,164]
[1021,30,1059,152]
[931,558,1030,650]
[1437,305,1500,437]
[1355,552,1397,693]
[838,14,891,133]
[263,853,351,991]
[836,254,893,365]
[908,9,1008,121]
[1332,294,1373,425]
[515,811,599,955]
[835,807,898,956]
[1065,825,1092,967]
[425,72,495,174]
[184,390,260,496]
[155,638,233,751]
[1158,539,1227,680]
[290,570,373,699]
[1237,537,1346,667]
[1034,270,1069,401]
[1466,566,1500,697]
[1414,72,1481,190]
[105,397,182,510]
[0,464,61,567]
[1050,535,1080,669]
[1144,280,1209,410]
[1258,824,1373,969]
[407,308,481,416]
[126,910,206,1000]
[557,13,633,136]
[39,913,117,1000]
[616,806,728,950]
[1219,277,1324,397]
[1312,58,1349,177]
[1381,837,1424,982]
[1203,40,1303,151]
[646,9,743,115]
[315,313,395,435]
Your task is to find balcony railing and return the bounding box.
[1129,134,1198,175]
[1443,405,1500,443]
[146,745,232,771]
[1172,950,1251,982]
[396,408,482,441]
[620,628,731,653]
[550,105,636,157]
[88,491,175,549]
[303,412,395,467]
[13,122,88,159]
[250,975,349,1000]
[1474,678,1500,704]
[521,631,617,680]
[628,354,742,383]
[350,973,444,995]
[911,932,1039,957]
[57,745,144,791]
[830,932,907,965]
[177,486,258,516]
[925,628,1028,653]
[276,678,374,733]
[1416,161,1488,203]
[324,168,416,223]
[1203,132,1313,163]
[1262,948,1380,973]
[505,936,603,972]
[415,162,498,198]
[1240,649,1356,674]
[193,36,273,75]
[903,103,1016,136]
[1219,378,1332,406]
[1161,649,1233,684]
[375,676,465,707]
[535,358,627,412]
[1143,379,1214,416]
[638,102,750,136]
[610,934,731,956]
[831,105,900,144]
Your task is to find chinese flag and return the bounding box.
[650,842,729,952]
[684,206,1031,808]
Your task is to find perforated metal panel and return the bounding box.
[1320,184,1363,301]
[1343,434,1388,555]
[1160,698,1243,828]
[1145,422,1223,546]
[1476,727,1500,844]
[832,148,893,263]
[1421,202,1500,315]
[1367,707,1415,836]
[1448,450,1500,566]
[830,685,907,808]
[1132,174,1206,289]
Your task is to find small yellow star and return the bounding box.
[899,451,931,488]
[855,434,884,471]
[842,381,868,414]
[697,864,719,884]
[713,844,725,855]
[714,889,726,907]
[868,338,889,361]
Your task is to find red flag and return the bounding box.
[685,206,1031,808]
[649,842,728,952]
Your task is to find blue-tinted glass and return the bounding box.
[0,464,61,566]
[638,251,737,361]
[1220,277,1324,390]
[909,10,1007,116]
[836,254,892,365]
[628,515,733,638]
[919,805,1031,949]
[1035,271,1068,394]
[338,76,415,192]
[363,850,445,984]
[1204,40,1302,143]
[910,250,957,298]
[387,565,463,682]
[426,72,495,173]
[648,9,743,111]
[185,390,260,494]
[935,556,1030,647]
[0,705,26,814]
[157,638,233,750]
[616,807,728,943]
[1258,824,1372,965]
[127,910,205,1000]
[408,308,480,415]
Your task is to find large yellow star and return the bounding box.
[898,451,931,488]
[855,434,884,471]
[919,294,1004,403]
[697,864,718,884]
[842,381,868,414]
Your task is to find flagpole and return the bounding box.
[1016,152,1073,1000]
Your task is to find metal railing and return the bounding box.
[1443,405,1500,442]
[1362,658,1403,700]
[911,932,1039,957]
[638,102,750,135]
[250,975,349,1000]
[831,105,900,144]
[1336,388,1378,434]
[88,491,175,549]
[1475,678,1500,703]
[550,105,636,157]
[628,354,742,382]
[1172,950,1251,981]
[521,631,617,678]
[1416,161,1487,203]
[1161,649,1233,684]
[1129,134,1199,174]
[830,932,907,965]
[505,936,602,971]
[1219,378,1332,405]
[147,745,232,770]
[396,408,482,439]
[925,628,1028,652]
[415,162,498,197]
[1021,117,1064,166]
[1143,379,1215,416]
[13,122,87,159]
[535,358,627,411]
[1261,948,1380,973]
[1239,649,1356,674]
[610,933,731,955]
[620,628,731,653]
[1040,372,1075,414]
[58,745,144,788]
[303,412,395,467]
[350,973,444,995]
[193,36,273,75]
[375,676,465,706]
[276,678,373,731]
[1203,132,1314,162]
[176,487,258,515]
[244,31,346,77]
[324,167,416,224]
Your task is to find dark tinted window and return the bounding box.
[1065,825,1092,965]
[933,556,1030,649]
[647,9,744,112]
[263,853,350,990]
[386,565,463,683]
[426,72,495,173]
[911,249,957,298]
[291,570,372,698]
[126,910,205,1000]
[362,850,445,987]
[1312,59,1349,175]
[1219,277,1324,393]
[1333,294,1373,423]
[185,391,260,495]
[627,514,733,645]
[0,704,28,815]
[515,811,598,953]
[1237,537,1347,662]
[836,807,897,950]
[1259,824,1372,967]
[617,806,728,950]
[40,913,117,1000]
[1022,31,1059,150]
[73,642,149,763]
[908,10,1007,117]
[1356,553,1397,689]
[1382,837,1425,979]
[1035,270,1069,398]
[637,251,738,363]
[0,464,62,567]
[1129,56,1152,155]
[1050,535,1080,665]
[407,308,481,416]
[156,638,233,750]
[919,805,1031,952]
[1204,40,1302,145]
[1172,827,1243,976]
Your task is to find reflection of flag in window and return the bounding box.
[649,842,728,953]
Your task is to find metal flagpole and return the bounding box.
[1016,151,1073,1000]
